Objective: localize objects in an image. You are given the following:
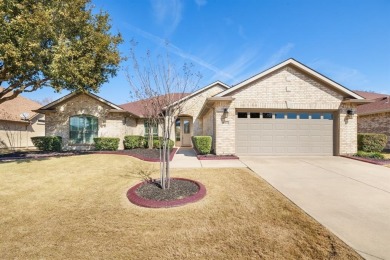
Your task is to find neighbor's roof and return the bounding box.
[0,87,41,123]
[215,58,364,100]
[356,90,390,115]
[353,90,388,100]
[120,93,189,117]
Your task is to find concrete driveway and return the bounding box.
[240,156,390,260]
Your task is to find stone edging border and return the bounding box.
[126,177,206,208]
[196,155,239,160]
[340,155,387,165]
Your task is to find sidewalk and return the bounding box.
[170,147,247,168]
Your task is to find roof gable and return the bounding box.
[215,58,364,100]
[38,92,124,111]
[168,81,229,108]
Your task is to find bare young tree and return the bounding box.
[126,42,202,189]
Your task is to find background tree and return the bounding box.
[0,0,122,104]
[126,42,202,189]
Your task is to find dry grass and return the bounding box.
[0,155,362,259]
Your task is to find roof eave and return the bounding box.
[216,58,364,100]
[198,96,234,117]
[342,99,375,105]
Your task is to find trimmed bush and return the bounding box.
[144,137,174,149]
[357,133,388,152]
[355,150,385,159]
[93,137,120,151]
[31,136,62,152]
[192,136,212,155]
[124,135,144,149]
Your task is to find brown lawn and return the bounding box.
[0,155,362,259]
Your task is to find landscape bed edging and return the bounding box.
[127,177,206,208]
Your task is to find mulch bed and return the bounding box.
[136,179,199,201]
[197,154,239,160]
[127,178,206,208]
[0,148,177,162]
[341,155,390,165]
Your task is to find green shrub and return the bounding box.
[93,137,120,151]
[144,137,174,149]
[124,135,144,149]
[355,150,385,159]
[192,136,212,155]
[31,136,62,152]
[357,133,388,152]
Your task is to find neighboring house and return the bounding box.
[355,90,390,149]
[0,88,45,149]
[36,59,368,155]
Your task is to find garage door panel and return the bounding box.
[236,111,334,156]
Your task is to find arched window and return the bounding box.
[69,115,98,144]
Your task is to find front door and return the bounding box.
[175,117,192,147]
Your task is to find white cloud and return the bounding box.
[124,23,233,79]
[150,0,183,35]
[309,59,369,89]
[195,0,207,7]
[260,43,295,70]
[211,47,260,83]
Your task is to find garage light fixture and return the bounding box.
[223,108,229,117]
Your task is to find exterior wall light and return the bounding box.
[347,109,354,115]
[223,108,229,117]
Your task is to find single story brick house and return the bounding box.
[355,90,390,149]
[36,59,368,155]
[0,88,45,149]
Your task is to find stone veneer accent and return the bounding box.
[45,94,138,150]
[358,112,390,149]
[213,66,358,155]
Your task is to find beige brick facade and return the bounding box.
[213,66,358,155]
[178,83,227,136]
[358,112,390,149]
[41,61,361,155]
[45,94,140,150]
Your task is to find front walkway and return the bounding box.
[170,147,246,168]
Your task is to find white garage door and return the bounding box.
[236,111,334,155]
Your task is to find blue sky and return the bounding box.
[24,0,390,104]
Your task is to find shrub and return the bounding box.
[355,150,385,159]
[192,136,212,155]
[93,137,120,151]
[357,133,388,152]
[124,135,144,149]
[31,136,62,152]
[144,137,174,149]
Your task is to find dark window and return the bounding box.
[299,113,309,119]
[144,121,158,137]
[323,113,333,120]
[287,113,297,119]
[175,119,180,141]
[311,113,321,119]
[250,113,260,118]
[262,113,273,119]
[275,113,285,119]
[69,115,98,144]
[238,112,248,118]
